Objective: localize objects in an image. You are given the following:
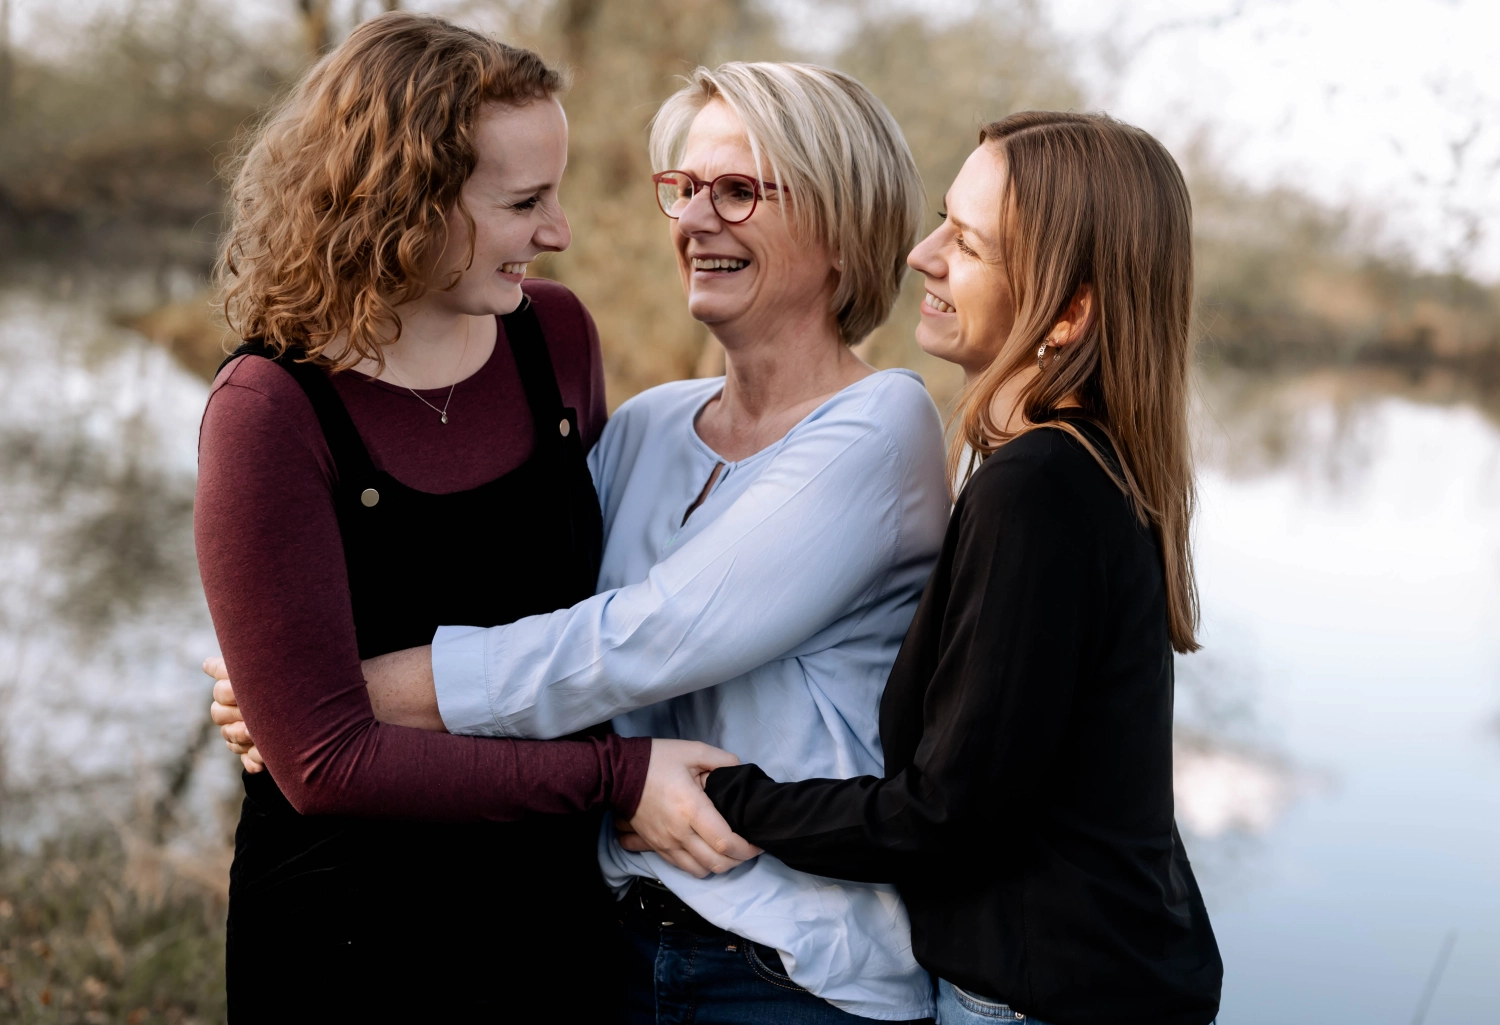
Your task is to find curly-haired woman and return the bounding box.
[195,14,744,1020]
[205,44,957,1022]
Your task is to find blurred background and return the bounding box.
[0,0,1496,1021]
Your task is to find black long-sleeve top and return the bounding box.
[707,416,1222,1025]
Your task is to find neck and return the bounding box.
[983,364,1083,435]
[714,304,854,419]
[341,295,498,389]
[695,301,871,463]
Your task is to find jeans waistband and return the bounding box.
[621,877,722,935]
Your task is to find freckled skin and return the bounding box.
[427,98,573,319]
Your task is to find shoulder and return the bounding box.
[201,354,326,468]
[522,278,594,341]
[609,376,722,429]
[206,354,313,425]
[589,377,718,467]
[961,424,1119,521]
[804,369,944,466]
[843,369,940,425]
[520,278,606,441]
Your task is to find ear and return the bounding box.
[1047,284,1095,347]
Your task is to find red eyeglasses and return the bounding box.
[652,171,786,224]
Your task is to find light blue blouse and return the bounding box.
[433,369,950,1020]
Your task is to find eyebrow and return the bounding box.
[946,208,995,251]
[501,181,554,196]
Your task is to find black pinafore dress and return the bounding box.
[220,300,623,1022]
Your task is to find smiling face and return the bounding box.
[908,143,1017,379]
[426,98,571,316]
[669,100,840,344]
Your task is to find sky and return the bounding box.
[1044,0,1500,279]
[795,0,1500,279]
[9,0,1500,279]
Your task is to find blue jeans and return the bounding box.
[935,979,1049,1025]
[621,913,933,1025]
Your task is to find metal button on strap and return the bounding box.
[360,488,379,508]
[558,418,571,437]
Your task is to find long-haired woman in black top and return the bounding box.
[695,111,1223,1024]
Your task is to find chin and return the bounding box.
[915,322,960,362]
[488,282,526,315]
[685,294,743,326]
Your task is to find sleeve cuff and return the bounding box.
[608,736,654,819]
[703,762,771,832]
[431,625,500,736]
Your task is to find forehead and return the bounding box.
[949,144,1007,216]
[680,100,759,173]
[472,98,567,179]
[945,143,1008,245]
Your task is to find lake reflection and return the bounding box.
[2,285,1498,1020]
[1185,368,1500,1024]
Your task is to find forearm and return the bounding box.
[705,765,925,882]
[435,421,908,739]
[195,381,650,822]
[363,645,443,731]
[278,720,650,821]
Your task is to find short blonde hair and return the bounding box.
[649,62,924,346]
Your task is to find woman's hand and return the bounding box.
[205,657,265,774]
[617,740,762,878]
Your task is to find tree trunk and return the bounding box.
[0,0,11,126]
[295,0,333,59]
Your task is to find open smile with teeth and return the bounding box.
[500,262,529,275]
[692,257,751,272]
[924,292,955,314]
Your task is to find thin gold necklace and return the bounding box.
[382,317,471,425]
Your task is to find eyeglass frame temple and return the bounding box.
[651,170,786,221]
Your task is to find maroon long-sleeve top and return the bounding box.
[194,279,650,821]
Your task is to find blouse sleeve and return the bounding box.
[430,389,930,740]
[194,360,650,822]
[704,446,1105,881]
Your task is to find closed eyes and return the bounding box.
[938,210,977,256]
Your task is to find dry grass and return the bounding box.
[0,824,230,1024]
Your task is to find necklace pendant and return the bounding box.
[440,413,448,424]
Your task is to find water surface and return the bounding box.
[1186,370,1500,1023]
[1,285,1496,1019]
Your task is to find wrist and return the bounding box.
[610,736,653,819]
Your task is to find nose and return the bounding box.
[535,198,571,253]
[907,223,947,279]
[675,185,723,236]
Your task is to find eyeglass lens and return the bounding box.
[656,173,759,224]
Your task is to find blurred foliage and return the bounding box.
[2,0,1496,409]
[0,828,228,1024]
[0,0,290,264]
[1192,166,1500,381]
[0,4,1497,1016]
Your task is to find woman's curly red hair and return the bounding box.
[217,12,564,370]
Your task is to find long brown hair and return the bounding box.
[217,13,564,370]
[950,110,1200,653]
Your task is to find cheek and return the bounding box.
[952,269,1008,352]
[755,233,826,294]
[472,212,518,257]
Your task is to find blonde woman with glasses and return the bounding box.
[213,61,948,1022]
